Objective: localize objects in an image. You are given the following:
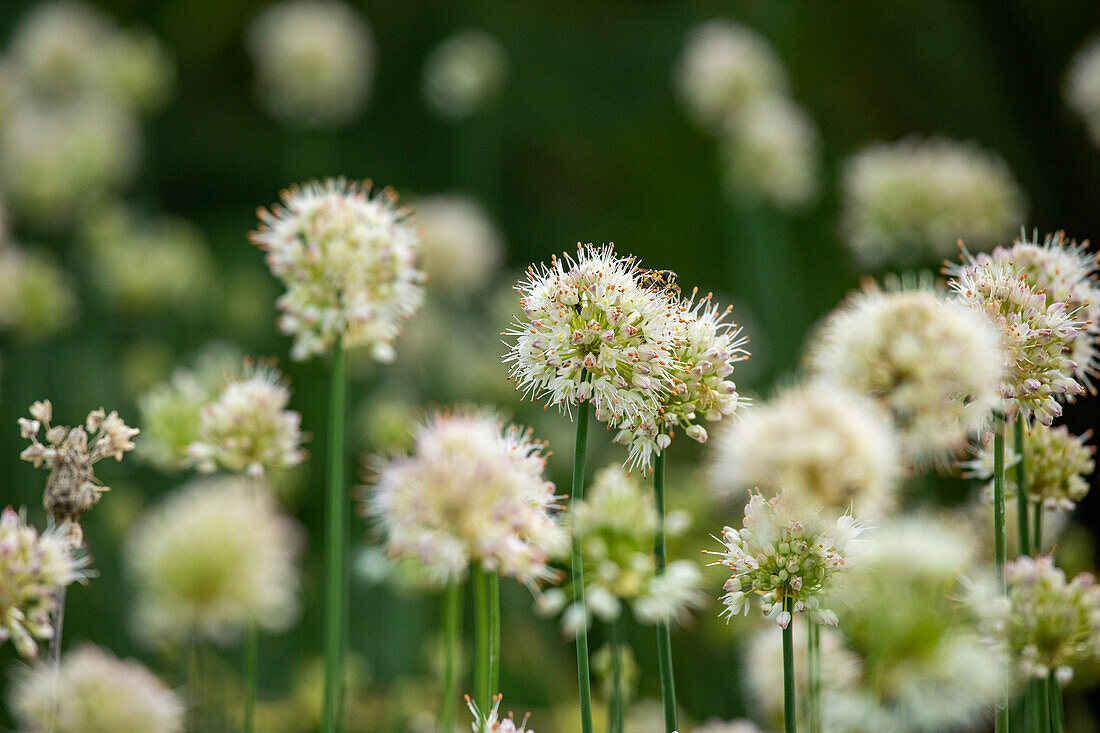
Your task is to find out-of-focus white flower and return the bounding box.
[19,400,139,545]
[722,96,819,211]
[0,508,86,658]
[695,720,767,733]
[125,475,304,645]
[674,20,787,133]
[247,0,374,128]
[707,492,864,628]
[1066,35,1100,147]
[364,409,566,587]
[101,29,175,113]
[806,278,1005,468]
[840,138,1025,267]
[6,1,113,99]
[465,694,533,732]
[415,195,503,295]
[8,644,184,733]
[423,29,508,120]
[186,361,307,477]
[709,382,900,518]
[947,247,1085,425]
[0,244,76,339]
[251,178,425,361]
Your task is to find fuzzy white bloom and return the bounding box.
[695,720,767,733]
[465,694,533,732]
[364,409,566,586]
[125,476,304,645]
[722,96,819,211]
[186,361,307,477]
[423,29,508,120]
[19,400,139,545]
[674,20,787,132]
[840,138,1025,267]
[947,248,1085,425]
[247,0,374,128]
[251,178,425,361]
[709,383,900,518]
[1066,35,1100,147]
[0,244,76,339]
[504,244,682,471]
[6,1,112,99]
[8,644,184,733]
[0,508,86,658]
[415,195,503,295]
[806,278,1005,468]
[100,29,175,113]
[708,493,865,628]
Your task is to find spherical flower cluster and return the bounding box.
[0,244,76,339]
[8,644,184,733]
[535,464,703,633]
[947,249,1085,424]
[708,492,864,628]
[251,178,425,361]
[422,29,508,120]
[125,476,303,645]
[806,278,1005,467]
[996,555,1100,685]
[247,0,374,128]
[465,694,533,733]
[19,400,139,545]
[709,383,900,518]
[1066,35,1100,147]
[0,508,86,658]
[364,409,566,586]
[414,194,503,295]
[186,362,307,477]
[840,138,1026,267]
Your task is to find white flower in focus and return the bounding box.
[675,20,787,132]
[0,508,86,658]
[0,245,76,339]
[840,138,1026,267]
[125,475,304,645]
[465,694,533,732]
[364,409,566,586]
[709,383,900,518]
[806,278,1005,468]
[250,178,425,361]
[247,0,374,128]
[9,644,184,733]
[1066,35,1100,147]
[415,195,503,295]
[423,29,508,120]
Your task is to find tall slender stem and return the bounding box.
[609,617,624,733]
[245,622,258,733]
[1034,504,1044,556]
[1015,416,1030,557]
[474,565,491,732]
[807,620,820,733]
[1049,674,1064,733]
[570,400,594,733]
[439,580,463,733]
[782,596,796,733]
[653,448,677,733]
[322,343,348,733]
[489,573,500,697]
[993,414,1009,733]
[49,585,67,668]
[1036,675,1051,733]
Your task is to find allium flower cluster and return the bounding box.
[251,178,425,361]
[125,476,304,645]
[840,138,1025,267]
[422,29,508,120]
[0,244,76,339]
[19,400,138,545]
[0,508,85,658]
[709,383,900,518]
[536,465,704,633]
[806,279,1005,467]
[415,194,503,295]
[948,249,1085,424]
[364,410,566,586]
[466,694,533,733]
[1066,35,1100,147]
[9,644,184,733]
[709,493,864,628]
[996,555,1100,685]
[247,0,374,128]
[186,362,307,477]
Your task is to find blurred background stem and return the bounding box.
[322,342,348,733]
[439,580,463,733]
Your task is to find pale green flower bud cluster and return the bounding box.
[841,138,1025,267]
[423,29,508,120]
[0,244,76,339]
[9,644,184,733]
[251,178,425,362]
[806,278,1005,467]
[415,195,504,296]
[0,508,86,658]
[1066,35,1100,147]
[247,0,374,129]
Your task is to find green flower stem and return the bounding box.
[489,572,501,698]
[609,616,624,733]
[1015,416,1030,557]
[1036,676,1051,733]
[439,580,464,733]
[653,448,678,733]
[782,597,796,733]
[245,622,258,733]
[474,565,491,732]
[1034,502,1044,556]
[807,620,820,733]
[1049,674,1064,733]
[993,414,1009,733]
[49,586,66,666]
[322,342,348,733]
[570,400,594,733]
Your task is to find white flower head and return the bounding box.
[364,408,566,587]
[125,475,304,645]
[415,195,503,295]
[806,277,1005,468]
[0,245,77,339]
[465,694,533,732]
[251,178,425,361]
[247,0,374,128]
[1066,34,1100,147]
[423,29,508,120]
[6,1,113,99]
